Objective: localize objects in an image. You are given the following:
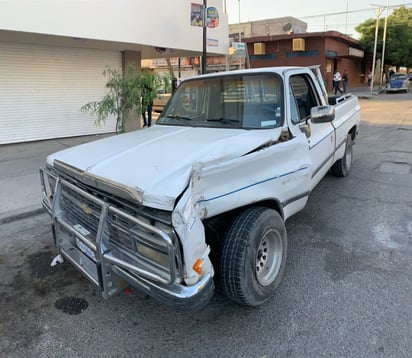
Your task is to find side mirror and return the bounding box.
[311,105,335,123]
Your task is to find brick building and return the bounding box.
[246,31,369,89]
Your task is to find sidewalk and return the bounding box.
[0,89,380,225]
[329,85,385,99]
[0,134,112,224]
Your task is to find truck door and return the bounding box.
[288,73,335,189]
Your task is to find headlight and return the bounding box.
[108,210,178,278]
[135,242,170,267]
[134,220,174,268]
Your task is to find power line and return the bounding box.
[299,2,412,19]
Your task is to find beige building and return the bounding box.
[229,16,308,40]
[147,17,308,75]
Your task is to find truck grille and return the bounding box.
[108,212,137,252]
[54,176,180,284]
[61,185,101,240]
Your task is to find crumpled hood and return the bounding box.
[48,125,281,210]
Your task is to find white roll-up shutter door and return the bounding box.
[0,42,122,144]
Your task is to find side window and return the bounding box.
[289,88,300,124]
[289,75,320,123]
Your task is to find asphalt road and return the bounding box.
[1,92,411,358]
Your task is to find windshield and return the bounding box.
[156,73,284,129]
[391,74,406,80]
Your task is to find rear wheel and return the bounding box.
[220,207,287,306]
[331,133,353,177]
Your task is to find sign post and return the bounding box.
[191,2,219,74]
[202,0,207,74]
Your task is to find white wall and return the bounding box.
[0,0,229,55]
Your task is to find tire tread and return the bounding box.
[220,207,284,306]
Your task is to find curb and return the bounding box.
[357,94,376,99]
[0,207,46,225]
[354,89,385,99]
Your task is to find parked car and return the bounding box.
[386,73,409,93]
[408,72,412,81]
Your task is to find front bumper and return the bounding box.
[40,167,214,310]
[386,86,408,92]
[386,88,407,92]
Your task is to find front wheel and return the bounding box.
[331,133,353,177]
[220,207,287,306]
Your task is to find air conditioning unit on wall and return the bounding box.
[293,38,305,51]
[254,42,266,55]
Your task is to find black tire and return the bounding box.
[220,207,287,306]
[331,133,353,177]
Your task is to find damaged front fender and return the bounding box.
[172,133,312,287]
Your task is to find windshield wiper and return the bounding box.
[206,117,240,126]
[166,114,192,121]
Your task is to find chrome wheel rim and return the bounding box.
[255,229,283,286]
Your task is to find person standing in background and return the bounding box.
[342,69,348,93]
[141,68,155,127]
[333,70,343,95]
[367,71,372,88]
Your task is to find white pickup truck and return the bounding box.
[40,66,361,311]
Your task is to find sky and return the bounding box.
[224,0,412,38]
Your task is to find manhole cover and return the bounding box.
[55,296,88,315]
[378,162,410,175]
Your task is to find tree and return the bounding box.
[385,7,412,69]
[81,65,164,133]
[356,6,412,70]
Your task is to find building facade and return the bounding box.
[246,31,368,90]
[201,18,369,91]
[0,0,228,144]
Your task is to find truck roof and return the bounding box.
[190,66,313,80]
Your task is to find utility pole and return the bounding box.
[379,0,389,88]
[370,5,384,94]
[345,0,349,34]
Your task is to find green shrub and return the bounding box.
[81,65,161,133]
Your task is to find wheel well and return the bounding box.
[349,125,358,141]
[204,200,284,269]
